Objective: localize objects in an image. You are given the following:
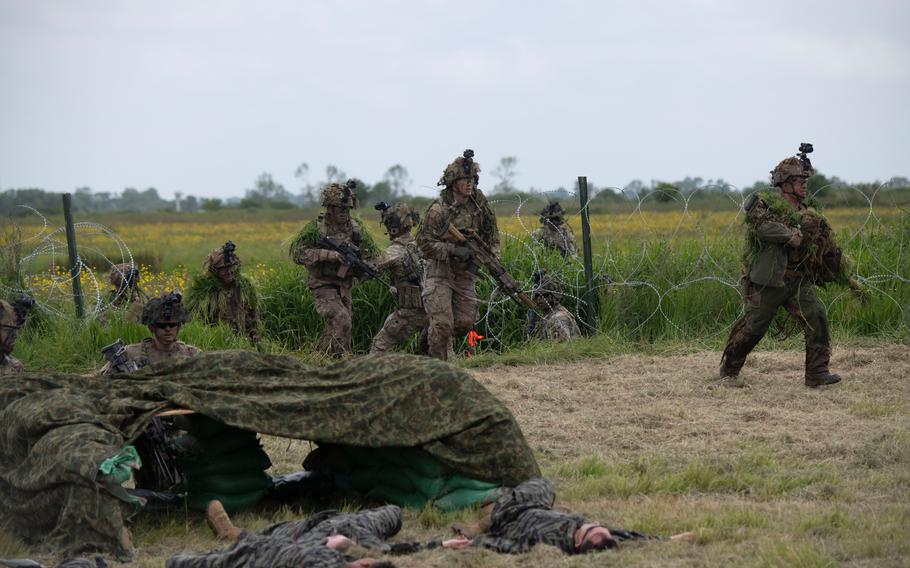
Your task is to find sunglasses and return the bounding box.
[154,322,181,329]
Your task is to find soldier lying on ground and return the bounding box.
[167,501,402,568]
[448,477,693,554]
[100,292,200,375]
[0,294,34,376]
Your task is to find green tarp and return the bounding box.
[0,351,539,558]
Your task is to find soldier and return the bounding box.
[185,241,262,342]
[0,295,35,375]
[369,203,427,353]
[290,181,378,356]
[167,501,401,568]
[531,200,577,258]
[415,149,501,360]
[528,274,581,342]
[103,263,146,323]
[719,144,856,388]
[446,477,689,554]
[100,292,200,374]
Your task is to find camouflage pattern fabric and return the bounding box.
[0,351,538,557]
[99,338,201,376]
[0,354,24,375]
[370,233,427,353]
[416,187,499,360]
[262,505,401,551]
[531,225,577,258]
[166,535,348,568]
[537,306,582,342]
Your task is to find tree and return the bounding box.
[383,164,411,197]
[324,165,347,185]
[294,162,316,206]
[201,198,223,211]
[491,157,519,194]
[241,173,291,208]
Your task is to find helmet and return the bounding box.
[141,291,191,326]
[204,241,241,272]
[532,274,564,300]
[109,263,140,288]
[377,202,420,233]
[0,294,34,329]
[321,180,358,208]
[540,200,567,222]
[770,156,813,187]
[438,149,481,188]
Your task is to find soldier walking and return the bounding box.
[290,181,378,356]
[415,150,501,361]
[370,203,427,354]
[185,241,262,342]
[719,144,857,388]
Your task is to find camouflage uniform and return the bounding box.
[165,506,403,568]
[416,150,500,360]
[100,293,201,375]
[0,296,34,376]
[531,201,577,258]
[471,477,648,554]
[290,182,377,356]
[185,242,262,342]
[720,154,845,386]
[529,275,581,342]
[370,203,428,353]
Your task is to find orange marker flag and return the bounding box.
[467,330,484,358]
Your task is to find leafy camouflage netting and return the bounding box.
[0,351,539,557]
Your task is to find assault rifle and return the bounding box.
[319,236,392,287]
[101,339,143,373]
[442,224,539,312]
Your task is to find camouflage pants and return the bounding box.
[311,284,353,356]
[370,308,428,353]
[422,274,479,360]
[165,533,346,568]
[720,278,832,378]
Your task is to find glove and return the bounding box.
[451,245,473,262]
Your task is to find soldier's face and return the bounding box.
[453,178,475,198]
[151,320,181,346]
[328,205,350,225]
[783,177,808,200]
[215,264,236,284]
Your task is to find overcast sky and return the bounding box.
[1,0,908,199]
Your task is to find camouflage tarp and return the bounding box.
[0,351,539,558]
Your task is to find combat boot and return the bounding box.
[805,372,841,388]
[206,500,243,540]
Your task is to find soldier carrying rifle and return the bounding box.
[416,149,512,361]
[290,180,379,356]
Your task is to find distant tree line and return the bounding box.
[2,155,908,217]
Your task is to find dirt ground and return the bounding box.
[6,345,910,567]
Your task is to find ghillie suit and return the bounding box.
[720,151,858,387]
[185,242,262,342]
[531,201,577,258]
[370,202,428,353]
[0,295,34,375]
[415,150,501,360]
[289,181,379,356]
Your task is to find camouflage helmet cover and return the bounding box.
[438,149,481,188]
[379,202,420,232]
[321,180,359,208]
[109,263,140,288]
[0,295,35,329]
[204,241,241,272]
[770,156,814,187]
[540,200,567,221]
[141,291,191,326]
[532,274,564,300]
